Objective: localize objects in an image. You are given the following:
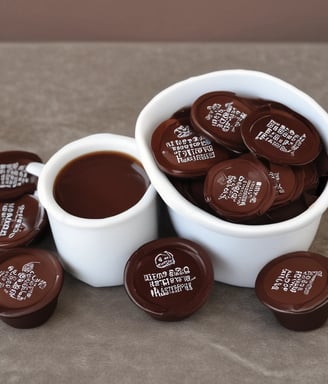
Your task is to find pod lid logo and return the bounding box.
[155,251,175,269]
[174,124,193,139]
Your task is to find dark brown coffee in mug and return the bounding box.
[53,151,150,219]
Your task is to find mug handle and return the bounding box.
[26,162,44,177]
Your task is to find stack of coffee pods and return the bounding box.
[0,151,48,247]
[0,151,64,329]
[151,91,327,224]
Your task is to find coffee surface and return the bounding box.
[54,151,150,219]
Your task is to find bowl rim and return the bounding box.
[135,69,328,238]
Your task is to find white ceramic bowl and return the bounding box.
[135,69,328,288]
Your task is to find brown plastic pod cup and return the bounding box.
[0,194,48,249]
[302,162,319,193]
[0,248,63,328]
[266,197,309,223]
[170,106,192,120]
[315,149,328,177]
[267,163,304,207]
[151,115,231,178]
[190,91,252,153]
[0,151,42,201]
[241,103,322,166]
[169,176,211,212]
[204,158,276,222]
[124,237,214,321]
[255,251,328,331]
[238,153,299,207]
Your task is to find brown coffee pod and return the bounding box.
[302,162,319,193]
[255,252,328,331]
[266,197,309,223]
[315,149,328,177]
[204,158,276,222]
[124,237,214,321]
[0,151,42,201]
[170,107,192,120]
[241,103,322,165]
[0,248,63,328]
[191,91,252,152]
[303,191,318,207]
[0,194,48,249]
[151,116,231,178]
[267,163,304,207]
[170,176,210,212]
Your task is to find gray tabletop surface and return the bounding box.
[0,42,328,384]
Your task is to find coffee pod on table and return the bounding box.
[255,251,328,331]
[204,158,276,222]
[0,151,42,201]
[0,194,48,249]
[190,91,253,153]
[241,103,322,165]
[124,237,214,321]
[0,248,63,328]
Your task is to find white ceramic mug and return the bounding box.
[27,133,158,287]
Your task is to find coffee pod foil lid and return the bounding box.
[204,158,276,222]
[255,252,328,331]
[124,237,214,321]
[190,91,252,152]
[241,104,321,165]
[0,248,63,328]
[0,151,42,201]
[0,194,48,249]
[151,116,230,178]
[267,163,304,207]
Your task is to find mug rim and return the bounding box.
[36,133,157,228]
[135,69,328,238]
